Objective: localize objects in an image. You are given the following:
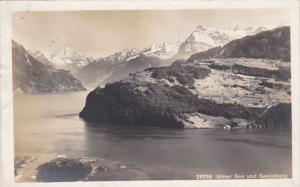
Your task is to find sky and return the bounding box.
[12,9,290,57]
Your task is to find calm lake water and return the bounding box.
[14,91,292,180]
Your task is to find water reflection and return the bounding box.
[215,138,291,149]
[84,122,188,140]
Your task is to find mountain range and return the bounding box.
[69,25,276,87]
[18,24,285,91]
[29,47,95,73]
[74,44,177,88]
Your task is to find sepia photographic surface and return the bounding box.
[1,1,300,187]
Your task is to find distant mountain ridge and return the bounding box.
[143,41,181,59]
[92,41,181,64]
[28,41,181,88]
[49,46,95,67]
[12,41,86,94]
[75,54,163,88]
[29,47,96,73]
[75,42,180,87]
[29,25,285,88]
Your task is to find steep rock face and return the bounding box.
[12,41,86,94]
[189,26,290,62]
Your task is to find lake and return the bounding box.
[14,91,292,180]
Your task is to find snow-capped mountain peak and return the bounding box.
[56,46,81,58]
[177,25,231,57]
[45,46,92,67]
[95,48,143,64]
[29,46,95,70]
[93,41,182,65]
[52,47,82,61]
[177,24,279,58]
[142,41,181,59]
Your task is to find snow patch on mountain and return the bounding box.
[143,41,181,59]
[30,47,95,68]
[50,47,94,67]
[94,41,181,64]
[94,48,142,64]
